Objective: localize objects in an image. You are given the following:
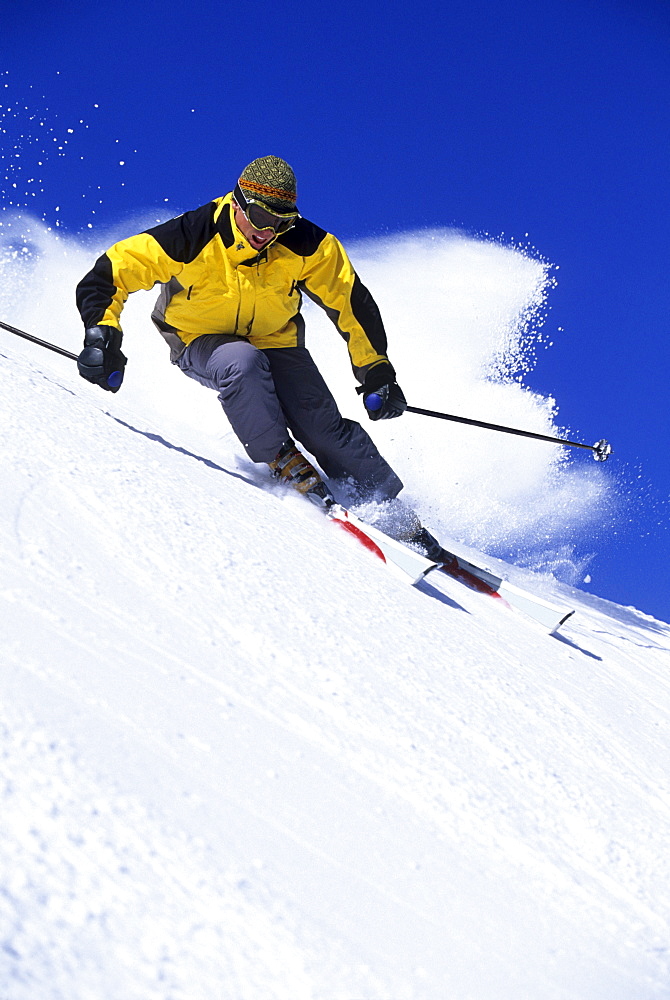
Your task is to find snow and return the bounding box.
[1,221,669,998]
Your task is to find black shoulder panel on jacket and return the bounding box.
[216,204,235,248]
[76,253,116,329]
[143,202,219,263]
[278,217,328,257]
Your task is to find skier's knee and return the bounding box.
[211,342,269,386]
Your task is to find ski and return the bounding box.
[429,547,575,634]
[327,504,437,585]
[327,504,574,634]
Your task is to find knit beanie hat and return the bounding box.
[238,156,297,213]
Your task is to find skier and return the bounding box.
[75,155,441,554]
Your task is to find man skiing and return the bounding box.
[75,155,440,555]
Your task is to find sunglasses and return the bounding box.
[234,183,298,235]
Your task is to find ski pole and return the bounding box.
[365,394,612,461]
[0,318,124,390]
[0,318,78,361]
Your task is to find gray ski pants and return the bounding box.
[176,334,403,499]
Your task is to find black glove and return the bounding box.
[360,363,407,421]
[77,325,127,392]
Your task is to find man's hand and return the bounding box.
[361,363,407,421]
[77,326,127,392]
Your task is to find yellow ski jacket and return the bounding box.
[76,192,392,383]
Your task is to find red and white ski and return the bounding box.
[327,505,574,635]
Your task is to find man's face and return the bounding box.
[232,202,276,251]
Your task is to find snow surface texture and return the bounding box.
[1,220,669,999]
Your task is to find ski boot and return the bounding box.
[348,497,452,561]
[269,440,335,509]
[407,526,450,564]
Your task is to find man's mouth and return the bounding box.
[250,231,272,246]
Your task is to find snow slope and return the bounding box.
[1,223,669,999]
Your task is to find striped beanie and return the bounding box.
[238,156,297,213]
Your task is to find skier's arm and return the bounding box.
[298,233,389,380]
[75,203,220,393]
[300,232,406,419]
[76,233,184,332]
[76,201,220,331]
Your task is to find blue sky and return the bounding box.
[1,0,668,619]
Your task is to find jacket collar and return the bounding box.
[216,192,271,266]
